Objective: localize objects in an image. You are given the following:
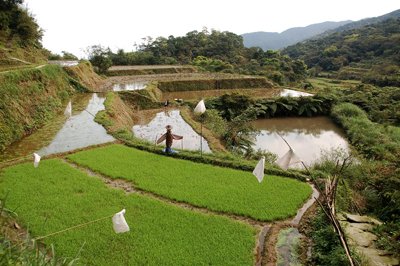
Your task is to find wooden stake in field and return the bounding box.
[194,100,206,156]
[276,133,356,266]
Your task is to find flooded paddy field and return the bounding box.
[251,116,350,167]
[0,93,114,162]
[132,109,211,153]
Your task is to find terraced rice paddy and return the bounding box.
[67,144,312,221]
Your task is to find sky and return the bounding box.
[24,0,400,58]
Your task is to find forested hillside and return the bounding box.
[0,0,49,65]
[89,29,308,85]
[283,16,400,86]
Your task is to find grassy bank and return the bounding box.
[0,159,256,265]
[68,144,312,221]
[0,65,77,152]
[106,65,196,76]
[158,77,273,92]
[331,103,400,162]
[63,61,103,92]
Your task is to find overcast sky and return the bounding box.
[24,0,399,58]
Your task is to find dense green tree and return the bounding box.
[85,45,112,73]
[0,0,42,47]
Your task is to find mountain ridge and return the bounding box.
[241,20,351,50]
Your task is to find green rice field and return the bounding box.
[0,159,256,265]
[67,144,312,221]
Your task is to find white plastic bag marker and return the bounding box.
[64,101,72,118]
[194,100,206,114]
[276,149,301,170]
[33,153,41,168]
[252,156,265,183]
[112,209,130,233]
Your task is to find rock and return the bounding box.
[357,247,399,266]
[350,222,374,232]
[344,213,383,225]
[344,225,377,247]
[337,213,346,221]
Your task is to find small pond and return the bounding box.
[251,116,350,167]
[112,82,148,91]
[132,110,211,153]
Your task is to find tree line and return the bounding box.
[86,29,308,85]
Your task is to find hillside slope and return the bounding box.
[283,16,400,86]
[241,21,351,50]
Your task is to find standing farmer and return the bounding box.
[156,125,183,154]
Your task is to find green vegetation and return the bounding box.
[331,103,400,161]
[308,210,353,265]
[98,29,308,84]
[0,0,42,48]
[62,60,102,92]
[284,17,400,86]
[85,45,112,73]
[106,65,196,76]
[0,0,48,65]
[157,76,272,92]
[0,159,256,265]
[67,144,312,221]
[0,65,77,151]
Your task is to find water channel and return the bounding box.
[0,93,114,162]
[132,109,211,153]
[251,116,350,167]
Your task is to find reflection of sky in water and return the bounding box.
[252,117,349,167]
[132,110,211,153]
[280,89,313,97]
[37,93,115,156]
[112,82,148,91]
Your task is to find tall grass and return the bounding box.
[0,159,256,265]
[67,144,312,221]
[331,103,400,162]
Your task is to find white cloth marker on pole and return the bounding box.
[33,153,41,168]
[64,101,72,118]
[194,99,206,114]
[252,156,265,183]
[276,149,302,170]
[112,209,130,233]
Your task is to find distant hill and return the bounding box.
[282,9,400,86]
[321,9,400,36]
[241,21,351,50]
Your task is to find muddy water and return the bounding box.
[0,93,114,162]
[276,228,302,266]
[112,81,148,91]
[251,116,350,167]
[132,110,211,153]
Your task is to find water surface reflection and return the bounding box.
[0,93,115,162]
[132,110,211,153]
[251,116,349,167]
[37,93,115,156]
[112,81,148,91]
